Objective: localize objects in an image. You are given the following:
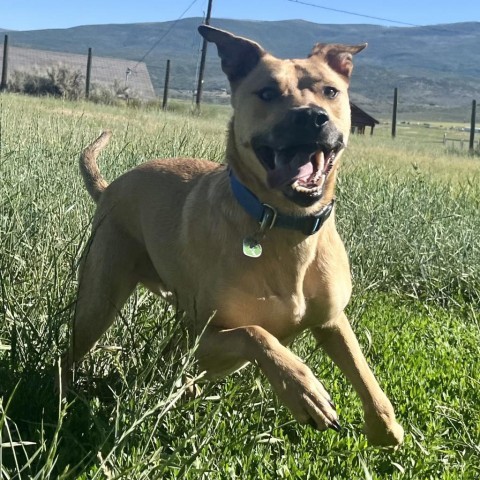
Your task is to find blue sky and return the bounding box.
[1,0,479,31]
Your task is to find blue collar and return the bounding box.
[229,171,334,236]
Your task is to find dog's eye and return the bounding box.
[256,87,281,102]
[323,86,339,99]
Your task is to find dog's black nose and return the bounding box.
[291,107,329,130]
[313,108,329,128]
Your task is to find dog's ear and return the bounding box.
[198,25,265,84]
[309,43,367,79]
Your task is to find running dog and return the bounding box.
[60,25,404,447]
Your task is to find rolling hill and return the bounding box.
[2,18,479,120]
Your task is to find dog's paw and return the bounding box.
[364,418,404,447]
[266,353,339,431]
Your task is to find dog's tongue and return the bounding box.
[267,151,314,188]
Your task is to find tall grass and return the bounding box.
[1,93,479,478]
[338,128,480,305]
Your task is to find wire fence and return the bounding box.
[0,33,477,150]
[0,36,155,101]
[0,33,233,108]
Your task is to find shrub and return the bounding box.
[8,65,84,99]
[89,79,141,107]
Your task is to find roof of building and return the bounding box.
[350,102,379,126]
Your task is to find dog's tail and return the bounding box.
[80,130,112,203]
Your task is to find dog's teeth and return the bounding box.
[323,151,337,175]
[292,182,323,196]
[314,151,325,171]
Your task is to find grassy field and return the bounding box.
[1,93,480,479]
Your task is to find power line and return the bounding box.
[286,0,476,36]
[132,0,200,70]
[286,0,422,27]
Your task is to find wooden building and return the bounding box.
[350,102,379,135]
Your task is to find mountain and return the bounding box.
[2,18,479,120]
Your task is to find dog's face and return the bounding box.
[199,26,366,209]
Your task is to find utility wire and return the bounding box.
[128,0,473,74]
[286,0,475,35]
[287,0,423,27]
[132,0,200,70]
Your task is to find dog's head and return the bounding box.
[199,25,366,211]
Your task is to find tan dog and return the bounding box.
[61,25,404,447]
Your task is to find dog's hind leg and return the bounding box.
[312,312,404,447]
[59,223,139,394]
[196,325,340,432]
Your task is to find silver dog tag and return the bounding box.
[242,237,262,258]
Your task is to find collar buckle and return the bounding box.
[259,203,278,231]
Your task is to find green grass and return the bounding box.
[1,93,479,479]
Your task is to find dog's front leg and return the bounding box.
[312,312,404,447]
[197,325,340,431]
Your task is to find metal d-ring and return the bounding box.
[259,203,278,232]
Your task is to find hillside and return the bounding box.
[2,18,479,119]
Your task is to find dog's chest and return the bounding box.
[212,263,316,339]
[197,225,351,339]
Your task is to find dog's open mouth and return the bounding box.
[254,143,342,198]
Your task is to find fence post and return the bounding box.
[469,99,476,154]
[162,59,170,110]
[391,87,398,138]
[85,47,92,99]
[1,34,9,91]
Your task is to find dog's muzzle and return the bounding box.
[252,106,344,206]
